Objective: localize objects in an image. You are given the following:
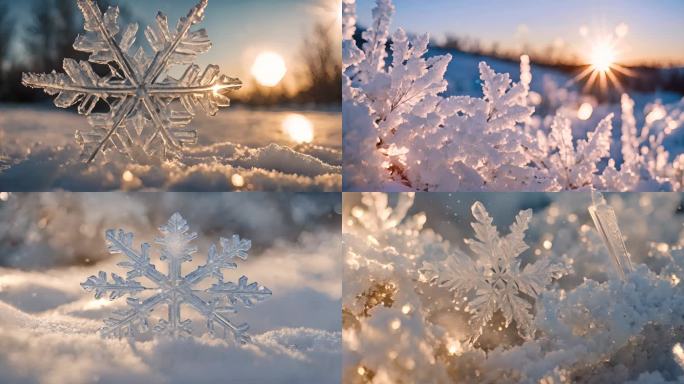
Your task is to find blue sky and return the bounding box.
[356,0,684,65]
[9,0,339,80]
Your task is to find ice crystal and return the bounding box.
[22,0,241,163]
[81,213,270,343]
[424,201,567,340]
[588,190,633,279]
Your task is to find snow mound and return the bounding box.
[0,300,340,384]
[0,142,341,191]
[0,105,341,191]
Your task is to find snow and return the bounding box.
[343,192,684,383]
[0,105,341,191]
[0,192,341,383]
[343,0,684,192]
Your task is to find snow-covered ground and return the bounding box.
[0,104,341,191]
[0,192,342,383]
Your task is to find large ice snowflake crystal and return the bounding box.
[22,0,242,163]
[424,202,567,341]
[81,213,271,343]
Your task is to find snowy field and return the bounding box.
[0,192,342,383]
[0,105,341,191]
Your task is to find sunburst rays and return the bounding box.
[573,27,636,93]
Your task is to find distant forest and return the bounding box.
[352,26,684,97]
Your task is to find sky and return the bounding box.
[8,0,340,84]
[356,0,684,66]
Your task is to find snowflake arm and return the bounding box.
[101,294,166,338]
[465,201,502,266]
[81,271,145,300]
[184,235,252,285]
[207,275,272,310]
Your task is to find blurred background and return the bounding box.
[344,192,684,283]
[0,191,341,268]
[355,0,684,101]
[0,0,341,106]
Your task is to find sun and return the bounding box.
[251,51,287,87]
[282,113,314,144]
[590,42,615,73]
[573,37,634,93]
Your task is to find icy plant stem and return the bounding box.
[588,190,634,279]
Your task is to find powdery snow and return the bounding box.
[0,105,341,191]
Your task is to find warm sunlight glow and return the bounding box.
[577,102,593,120]
[590,42,616,73]
[446,337,462,356]
[251,51,287,87]
[282,113,314,143]
[231,174,244,187]
[574,30,636,93]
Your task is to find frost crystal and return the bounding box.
[81,213,270,343]
[22,0,241,163]
[424,201,567,340]
[588,190,633,279]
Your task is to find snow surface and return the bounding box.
[0,104,341,191]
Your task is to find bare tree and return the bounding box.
[299,22,341,104]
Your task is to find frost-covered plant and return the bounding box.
[529,112,614,190]
[343,193,451,383]
[598,94,684,191]
[344,0,684,192]
[424,202,568,342]
[22,0,241,163]
[343,0,543,191]
[81,212,270,342]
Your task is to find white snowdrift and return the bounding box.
[0,106,341,191]
[0,227,342,383]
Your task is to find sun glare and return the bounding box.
[573,26,636,93]
[590,43,616,73]
[251,51,287,87]
[282,113,314,144]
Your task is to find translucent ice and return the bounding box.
[81,213,270,343]
[22,0,241,162]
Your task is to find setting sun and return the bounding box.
[251,51,287,87]
[590,42,616,73]
[574,33,635,93]
[282,113,314,144]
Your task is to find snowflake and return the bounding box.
[22,0,241,163]
[424,201,567,340]
[81,213,271,343]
